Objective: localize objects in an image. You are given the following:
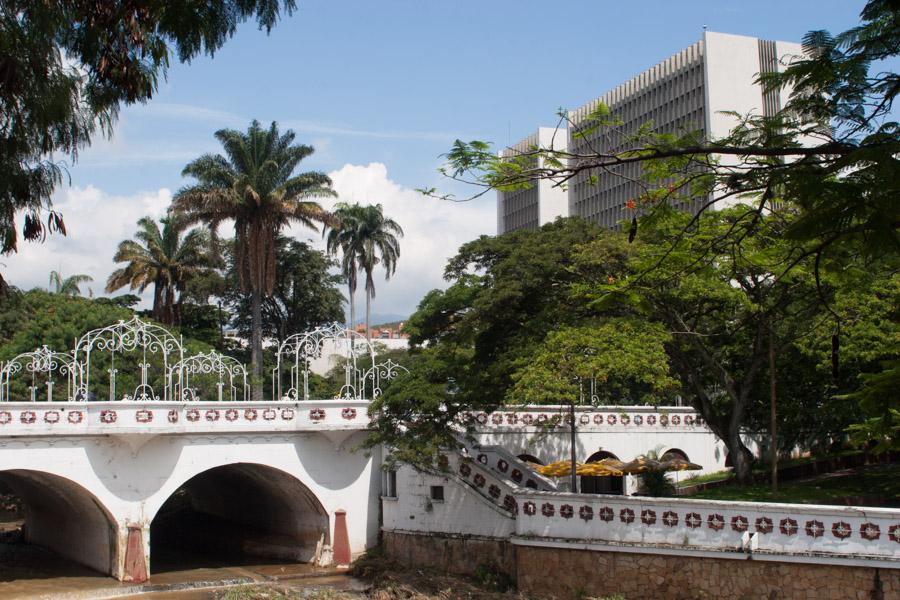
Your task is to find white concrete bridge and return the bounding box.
[0,398,379,582]
[0,316,743,586]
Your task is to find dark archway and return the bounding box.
[0,469,117,578]
[580,451,624,495]
[517,454,544,465]
[149,463,329,574]
[661,448,689,462]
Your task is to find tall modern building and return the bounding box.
[496,128,569,235]
[498,31,804,232]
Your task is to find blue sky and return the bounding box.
[6,0,871,318]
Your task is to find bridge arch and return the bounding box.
[0,469,118,576]
[149,462,329,573]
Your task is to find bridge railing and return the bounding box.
[1,318,411,404]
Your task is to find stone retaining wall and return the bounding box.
[382,531,515,578]
[517,545,898,600]
[383,531,900,600]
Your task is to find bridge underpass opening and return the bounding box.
[0,469,117,579]
[150,463,329,574]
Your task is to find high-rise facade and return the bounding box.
[497,31,804,232]
[497,128,569,234]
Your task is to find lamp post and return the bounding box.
[570,398,578,493]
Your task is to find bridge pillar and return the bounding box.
[122,522,150,583]
[333,510,351,566]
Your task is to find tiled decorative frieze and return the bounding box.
[467,406,705,432]
[452,454,517,517]
[0,400,370,434]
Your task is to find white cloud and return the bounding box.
[298,162,496,318]
[3,185,172,301]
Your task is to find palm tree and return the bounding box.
[171,120,335,399]
[326,203,402,339]
[49,270,93,297]
[325,203,366,329]
[106,216,210,325]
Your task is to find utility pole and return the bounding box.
[769,318,778,492]
[570,400,578,493]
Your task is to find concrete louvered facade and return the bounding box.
[498,31,804,232]
[496,128,569,234]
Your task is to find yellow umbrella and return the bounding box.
[579,462,624,477]
[619,456,664,474]
[596,458,628,472]
[660,457,702,472]
[537,460,584,477]
[537,460,624,477]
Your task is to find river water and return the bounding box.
[0,539,364,599]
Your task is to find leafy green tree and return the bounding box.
[365,218,652,467]
[171,121,336,399]
[325,203,403,336]
[508,319,677,406]
[0,1,297,292]
[48,271,93,297]
[581,206,832,483]
[405,217,605,401]
[225,235,345,345]
[106,216,212,325]
[745,270,898,456]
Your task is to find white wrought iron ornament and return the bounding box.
[73,317,184,401]
[0,346,78,402]
[272,323,376,401]
[1,317,406,403]
[363,358,410,399]
[171,351,249,402]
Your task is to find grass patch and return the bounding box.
[688,463,900,505]
[676,469,733,488]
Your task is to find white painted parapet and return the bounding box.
[0,399,370,436]
[384,450,900,569]
[513,490,900,566]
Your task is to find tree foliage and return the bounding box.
[325,203,403,334]
[0,290,215,401]
[172,120,336,398]
[366,218,679,467]
[225,235,345,345]
[106,216,214,325]
[0,1,297,291]
[509,319,677,406]
[48,270,93,297]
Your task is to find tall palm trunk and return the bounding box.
[365,288,372,341]
[152,282,165,322]
[365,269,374,341]
[250,288,264,400]
[348,283,356,330]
